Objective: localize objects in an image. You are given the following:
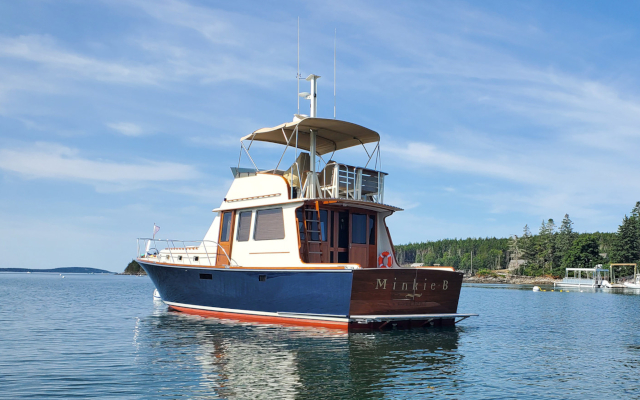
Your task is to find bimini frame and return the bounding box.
[236,75,384,203]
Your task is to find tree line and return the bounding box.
[395,202,640,277]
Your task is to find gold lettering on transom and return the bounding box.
[375,279,387,289]
[431,282,436,290]
[402,282,408,291]
[443,280,448,290]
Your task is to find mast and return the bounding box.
[306,74,320,198]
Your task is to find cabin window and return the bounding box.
[369,215,376,245]
[236,211,252,242]
[320,210,328,242]
[352,213,367,244]
[194,256,199,261]
[338,212,349,248]
[220,212,232,242]
[254,208,285,240]
[296,209,305,241]
[178,255,183,261]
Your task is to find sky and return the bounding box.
[2,0,640,272]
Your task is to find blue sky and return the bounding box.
[2,0,640,271]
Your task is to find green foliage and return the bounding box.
[476,269,498,277]
[124,260,146,275]
[395,237,510,272]
[395,209,621,277]
[555,214,578,275]
[609,202,640,277]
[561,234,602,270]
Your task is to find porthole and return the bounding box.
[178,255,183,261]
[194,256,199,261]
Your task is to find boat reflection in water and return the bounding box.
[134,309,462,399]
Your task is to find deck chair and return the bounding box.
[283,152,310,196]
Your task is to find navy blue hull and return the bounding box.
[139,261,354,317]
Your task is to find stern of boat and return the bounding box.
[348,267,470,329]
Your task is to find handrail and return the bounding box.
[136,238,239,267]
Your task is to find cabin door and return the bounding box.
[350,213,369,268]
[336,211,350,263]
[216,211,235,266]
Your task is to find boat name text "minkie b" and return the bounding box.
[375,278,448,291]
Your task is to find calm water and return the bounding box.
[1,274,640,399]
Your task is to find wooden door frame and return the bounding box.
[296,201,379,266]
[216,210,235,266]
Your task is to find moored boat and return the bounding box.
[554,266,609,289]
[136,75,476,329]
[619,263,640,289]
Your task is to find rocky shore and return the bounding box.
[463,275,559,285]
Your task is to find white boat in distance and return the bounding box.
[620,263,640,289]
[555,266,610,289]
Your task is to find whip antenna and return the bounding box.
[297,17,300,115]
[334,28,336,119]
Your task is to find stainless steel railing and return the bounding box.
[136,238,238,267]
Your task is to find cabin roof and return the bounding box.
[213,197,403,213]
[241,117,380,155]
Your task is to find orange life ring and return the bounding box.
[378,251,393,268]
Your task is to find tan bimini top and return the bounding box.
[241,117,380,155]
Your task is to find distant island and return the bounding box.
[123,260,147,275]
[0,267,112,274]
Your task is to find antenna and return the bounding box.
[334,28,336,119]
[297,17,300,115]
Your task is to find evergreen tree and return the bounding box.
[611,202,640,277]
[556,214,578,275]
[561,234,602,270]
[520,225,532,260]
[612,216,640,262]
[544,218,557,275]
[532,219,556,275]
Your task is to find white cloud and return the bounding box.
[107,122,144,136]
[0,34,163,84]
[386,141,545,184]
[0,142,201,184]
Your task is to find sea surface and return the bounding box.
[1,273,640,399]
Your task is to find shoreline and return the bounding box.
[463,275,559,285]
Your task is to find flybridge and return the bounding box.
[237,75,387,204]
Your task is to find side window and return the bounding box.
[220,212,232,242]
[352,213,367,244]
[254,208,285,240]
[236,211,252,242]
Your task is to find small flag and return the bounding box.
[153,223,160,238]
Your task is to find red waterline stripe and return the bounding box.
[168,305,349,330]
